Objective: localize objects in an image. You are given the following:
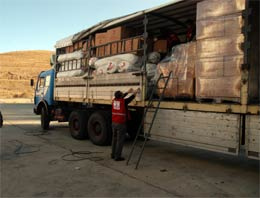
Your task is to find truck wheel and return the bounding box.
[41,107,50,130]
[69,111,88,140]
[88,111,111,146]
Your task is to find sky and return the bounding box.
[0,0,172,53]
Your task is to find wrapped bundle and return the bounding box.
[146,63,157,80]
[94,53,139,68]
[156,42,196,99]
[57,50,83,62]
[147,52,161,64]
[118,61,140,72]
[93,53,141,75]
[107,61,119,74]
[89,57,98,67]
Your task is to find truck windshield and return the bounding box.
[45,75,51,87]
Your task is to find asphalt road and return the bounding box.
[0,103,259,197]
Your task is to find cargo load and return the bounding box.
[196,0,245,20]
[195,0,244,102]
[156,42,196,98]
[92,53,142,75]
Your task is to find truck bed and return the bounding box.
[54,72,143,102]
[54,73,259,115]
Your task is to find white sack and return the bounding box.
[118,61,140,73]
[57,50,83,62]
[89,57,98,67]
[146,63,157,79]
[107,61,119,74]
[96,65,108,75]
[94,53,139,68]
[148,52,161,64]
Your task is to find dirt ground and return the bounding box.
[0,103,259,197]
[0,50,52,98]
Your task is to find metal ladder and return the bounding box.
[126,71,172,169]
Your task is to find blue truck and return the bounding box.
[33,0,259,159]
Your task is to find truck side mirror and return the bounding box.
[50,54,56,66]
[30,79,34,87]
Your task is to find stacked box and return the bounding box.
[153,40,168,53]
[95,32,108,46]
[124,38,140,52]
[157,42,196,98]
[106,26,131,42]
[196,0,245,20]
[196,0,245,102]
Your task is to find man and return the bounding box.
[111,88,139,161]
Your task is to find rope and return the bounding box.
[8,140,41,155]
[61,149,104,162]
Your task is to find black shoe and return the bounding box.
[115,157,125,161]
[111,154,115,159]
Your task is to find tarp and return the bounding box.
[54,0,192,49]
[55,35,74,48]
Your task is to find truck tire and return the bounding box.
[41,107,50,130]
[88,111,111,146]
[69,111,88,140]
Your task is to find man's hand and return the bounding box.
[127,88,134,93]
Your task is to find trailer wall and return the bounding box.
[145,109,241,155]
[246,115,260,159]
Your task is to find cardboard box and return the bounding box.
[105,43,123,55]
[185,41,197,59]
[153,40,167,53]
[196,13,243,40]
[196,55,243,78]
[96,46,106,57]
[95,32,108,46]
[68,46,74,53]
[124,38,139,52]
[156,42,196,99]
[197,0,245,20]
[107,26,131,42]
[196,76,241,98]
[196,34,244,58]
[158,77,194,98]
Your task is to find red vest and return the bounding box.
[112,98,126,124]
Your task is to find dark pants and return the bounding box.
[111,123,126,159]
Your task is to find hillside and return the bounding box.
[0,50,53,98]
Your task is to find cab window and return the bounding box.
[38,77,45,89]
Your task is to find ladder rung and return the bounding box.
[147,109,156,112]
[144,122,151,125]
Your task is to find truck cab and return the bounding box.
[33,69,55,129]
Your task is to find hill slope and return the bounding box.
[0,50,53,98]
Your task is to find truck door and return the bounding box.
[35,76,45,104]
